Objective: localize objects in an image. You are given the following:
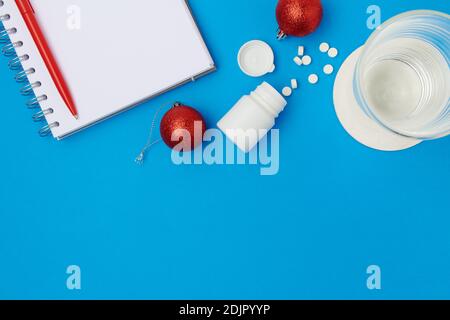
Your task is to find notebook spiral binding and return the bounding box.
[0,1,58,137]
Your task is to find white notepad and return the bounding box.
[0,0,215,139]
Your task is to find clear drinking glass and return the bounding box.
[354,10,450,139]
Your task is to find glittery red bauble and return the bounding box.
[160,104,206,151]
[276,0,323,38]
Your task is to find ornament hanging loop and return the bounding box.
[135,102,176,165]
[276,29,287,40]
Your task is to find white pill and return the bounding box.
[319,42,330,53]
[293,56,303,66]
[291,79,298,89]
[298,46,305,56]
[302,55,312,65]
[282,86,292,97]
[328,47,338,58]
[308,74,319,85]
[323,64,334,75]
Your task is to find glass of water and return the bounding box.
[354,10,450,140]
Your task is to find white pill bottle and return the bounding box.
[217,82,287,153]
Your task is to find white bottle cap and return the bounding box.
[238,40,275,77]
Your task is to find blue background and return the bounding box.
[0,0,449,300]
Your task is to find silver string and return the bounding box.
[135,103,173,165]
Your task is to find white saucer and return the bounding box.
[333,46,421,151]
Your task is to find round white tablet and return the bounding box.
[308,74,319,85]
[319,42,330,53]
[302,55,312,65]
[328,47,339,58]
[282,87,292,97]
[323,64,334,75]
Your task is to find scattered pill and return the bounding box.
[323,64,334,75]
[302,55,312,65]
[298,46,305,56]
[291,79,298,89]
[319,42,330,53]
[293,56,303,66]
[308,74,319,85]
[282,86,293,97]
[328,47,338,58]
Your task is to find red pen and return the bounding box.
[16,0,79,119]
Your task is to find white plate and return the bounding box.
[333,46,421,151]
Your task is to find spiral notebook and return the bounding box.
[0,0,215,139]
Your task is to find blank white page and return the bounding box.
[3,0,214,138]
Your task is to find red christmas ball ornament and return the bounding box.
[276,0,323,39]
[160,103,206,151]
